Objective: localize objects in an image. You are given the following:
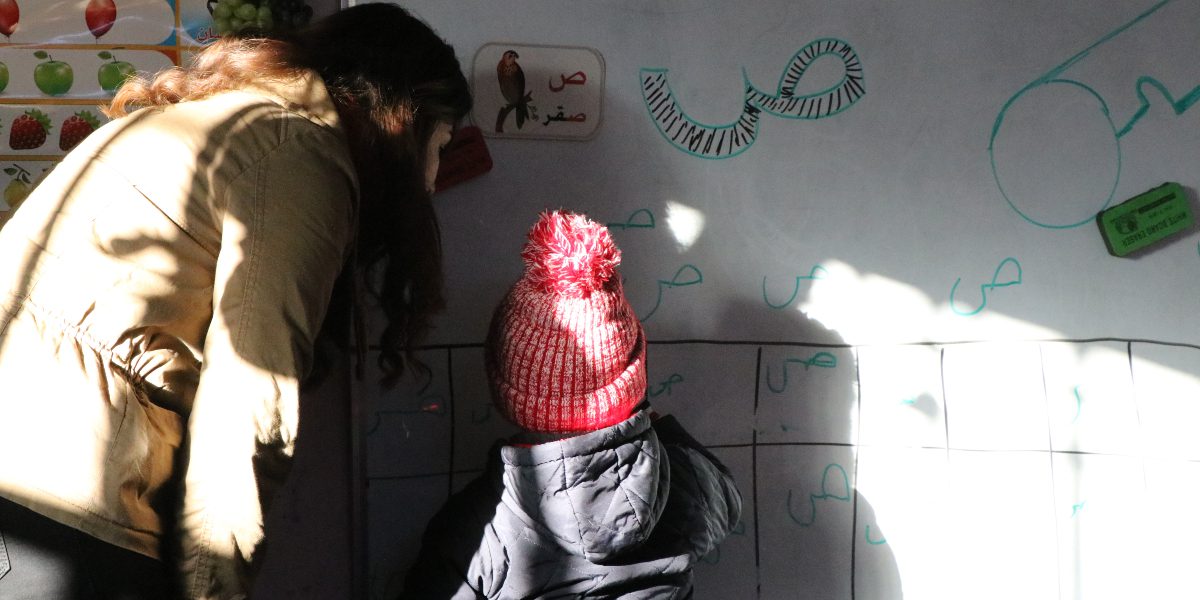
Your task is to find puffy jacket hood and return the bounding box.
[498,410,669,562]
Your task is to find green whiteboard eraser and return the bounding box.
[1096,182,1193,257]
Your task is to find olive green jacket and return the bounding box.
[0,72,358,599]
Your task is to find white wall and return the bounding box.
[366,2,1200,598]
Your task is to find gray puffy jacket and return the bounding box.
[399,409,742,599]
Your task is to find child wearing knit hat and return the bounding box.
[397,210,743,599]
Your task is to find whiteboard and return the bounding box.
[358,1,1200,598]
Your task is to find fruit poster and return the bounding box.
[0,0,311,220]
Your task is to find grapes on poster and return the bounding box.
[209,0,314,36]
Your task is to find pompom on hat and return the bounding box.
[485,210,646,435]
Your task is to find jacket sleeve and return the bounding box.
[178,129,356,599]
[651,414,743,559]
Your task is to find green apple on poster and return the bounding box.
[33,50,72,96]
[97,51,135,93]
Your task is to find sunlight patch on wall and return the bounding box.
[665,200,705,252]
[797,259,1059,346]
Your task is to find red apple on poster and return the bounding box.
[85,0,116,39]
[0,0,19,40]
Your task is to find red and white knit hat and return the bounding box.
[485,210,646,435]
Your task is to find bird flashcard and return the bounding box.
[472,43,604,141]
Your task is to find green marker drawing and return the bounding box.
[766,352,838,393]
[865,524,887,545]
[787,463,851,527]
[989,0,1198,229]
[1071,501,1086,518]
[640,264,703,321]
[762,265,828,309]
[646,373,684,398]
[607,208,655,230]
[950,257,1022,316]
[1117,75,1200,138]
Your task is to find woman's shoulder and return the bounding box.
[96,82,351,186]
[194,70,345,139]
[180,87,342,147]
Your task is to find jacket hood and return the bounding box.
[498,410,669,563]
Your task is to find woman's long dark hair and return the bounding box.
[296,5,472,385]
[108,4,472,385]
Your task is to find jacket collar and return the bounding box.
[500,409,652,466]
[243,69,342,131]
